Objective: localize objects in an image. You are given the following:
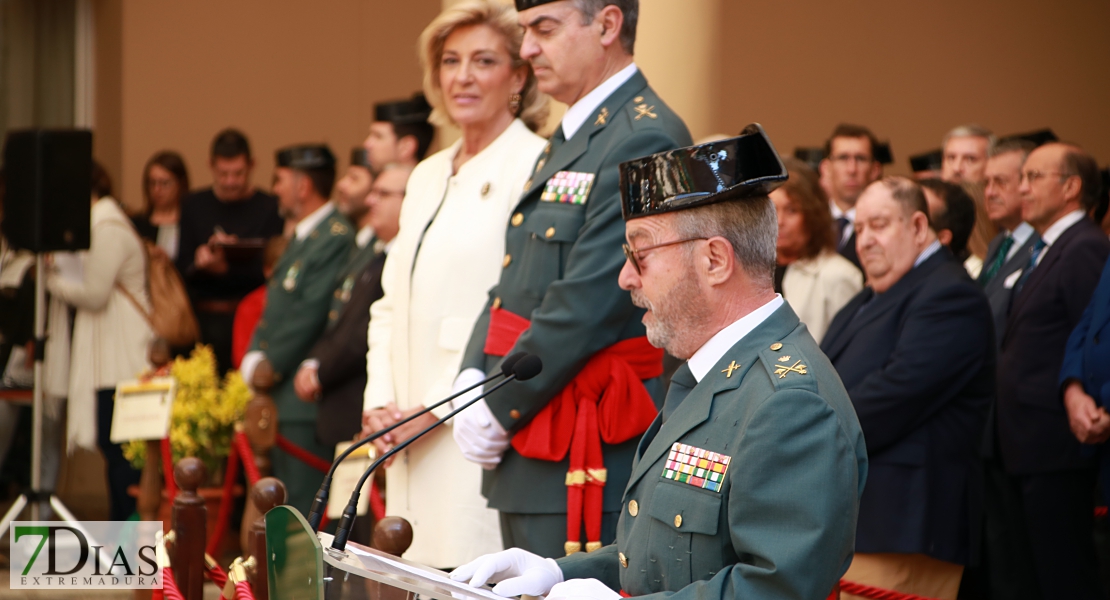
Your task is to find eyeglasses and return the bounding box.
[622,237,707,274]
[1020,170,1072,184]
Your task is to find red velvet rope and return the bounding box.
[162,437,177,501]
[275,434,331,473]
[206,561,229,590]
[370,478,386,521]
[838,579,941,600]
[161,567,186,600]
[231,431,262,486]
[235,580,256,600]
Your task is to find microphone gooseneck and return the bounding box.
[305,351,526,532]
[330,355,543,550]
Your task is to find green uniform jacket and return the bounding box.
[327,238,378,325]
[249,207,354,424]
[558,304,868,600]
[459,71,692,514]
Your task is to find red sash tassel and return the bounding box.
[484,306,662,553]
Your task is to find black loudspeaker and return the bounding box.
[2,129,93,252]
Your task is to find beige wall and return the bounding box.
[97,0,440,211]
[94,0,1110,208]
[716,0,1110,172]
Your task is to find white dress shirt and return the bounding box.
[560,63,638,141]
[1035,209,1086,267]
[687,296,785,383]
[1007,222,1036,262]
[830,201,856,248]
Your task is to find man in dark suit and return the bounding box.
[821,176,993,599]
[995,143,1110,600]
[820,124,883,271]
[292,158,409,447]
[980,139,1040,345]
[451,0,691,558]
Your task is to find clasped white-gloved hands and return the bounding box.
[450,548,564,597]
[451,368,510,469]
[546,578,622,600]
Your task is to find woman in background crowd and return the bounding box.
[47,162,154,521]
[132,151,189,260]
[363,0,548,569]
[773,157,863,343]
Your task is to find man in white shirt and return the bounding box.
[451,0,691,558]
[820,124,883,271]
[995,143,1110,600]
[452,128,866,600]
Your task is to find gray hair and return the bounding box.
[943,124,997,154]
[989,138,1036,160]
[671,198,778,289]
[573,0,638,55]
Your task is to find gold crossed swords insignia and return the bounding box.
[721,360,741,378]
[634,103,657,120]
[595,107,609,125]
[774,356,808,379]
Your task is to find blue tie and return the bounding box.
[1013,237,1047,296]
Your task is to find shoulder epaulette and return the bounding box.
[758,342,818,393]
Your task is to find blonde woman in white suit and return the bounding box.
[774,158,863,343]
[362,0,548,569]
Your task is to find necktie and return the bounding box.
[1013,237,1047,296]
[978,235,1015,286]
[662,362,696,423]
[835,217,851,249]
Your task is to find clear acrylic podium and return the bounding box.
[266,506,504,600]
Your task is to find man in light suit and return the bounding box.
[451,0,691,558]
[820,177,994,599]
[995,143,1110,600]
[452,129,867,600]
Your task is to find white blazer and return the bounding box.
[782,249,863,344]
[365,118,545,568]
[47,198,154,451]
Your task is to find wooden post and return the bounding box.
[244,359,278,476]
[245,477,286,600]
[172,457,207,600]
[137,339,173,527]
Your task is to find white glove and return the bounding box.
[450,548,564,597]
[239,350,266,390]
[452,368,510,469]
[546,579,622,600]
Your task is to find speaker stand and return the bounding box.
[0,255,81,539]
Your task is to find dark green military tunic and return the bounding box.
[459,71,692,554]
[558,304,868,600]
[248,206,354,513]
[327,234,379,326]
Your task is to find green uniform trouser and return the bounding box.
[272,422,331,517]
[499,511,620,560]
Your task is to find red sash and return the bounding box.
[484,307,662,554]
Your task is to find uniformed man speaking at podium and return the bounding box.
[453,128,868,600]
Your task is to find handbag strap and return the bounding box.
[96,218,156,328]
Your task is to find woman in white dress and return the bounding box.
[774,158,863,343]
[362,0,549,569]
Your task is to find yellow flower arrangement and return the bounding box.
[123,345,253,479]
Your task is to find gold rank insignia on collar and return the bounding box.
[331,221,348,235]
[721,360,741,378]
[634,103,657,120]
[774,357,808,379]
[595,107,609,126]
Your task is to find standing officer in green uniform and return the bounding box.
[239,144,354,514]
[453,127,868,600]
[451,0,692,559]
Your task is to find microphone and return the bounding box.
[330,354,543,550]
[306,352,526,531]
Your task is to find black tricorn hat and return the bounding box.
[874,141,894,165]
[909,149,943,173]
[374,93,432,126]
[998,129,1058,147]
[515,0,562,10]
[793,147,825,172]
[350,147,372,170]
[276,144,335,170]
[619,124,787,221]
